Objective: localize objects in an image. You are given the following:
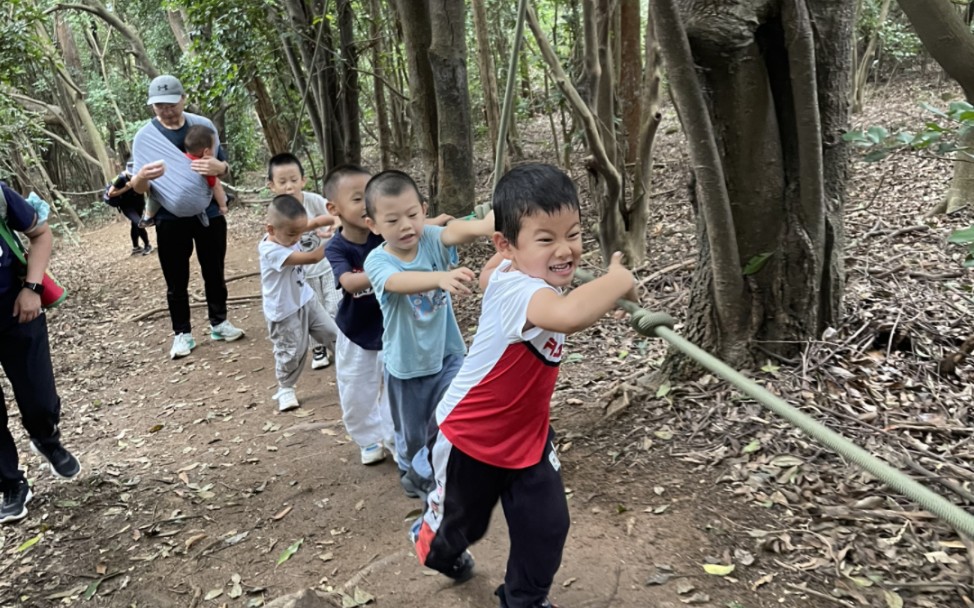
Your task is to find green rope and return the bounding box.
[574,267,974,538]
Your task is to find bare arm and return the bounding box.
[440,210,495,247]
[282,247,325,267]
[307,214,336,230]
[338,271,372,294]
[384,267,476,295]
[14,221,51,323]
[526,252,635,334]
[479,252,505,291]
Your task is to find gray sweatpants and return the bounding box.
[268,298,339,389]
[306,273,341,350]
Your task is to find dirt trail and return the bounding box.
[0,217,819,608]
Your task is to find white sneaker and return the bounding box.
[382,437,399,464]
[210,320,245,342]
[311,346,330,369]
[275,388,299,412]
[360,443,386,465]
[170,333,196,359]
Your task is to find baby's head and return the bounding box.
[491,163,582,287]
[184,125,215,158]
[266,194,308,248]
[266,153,307,201]
[324,164,371,230]
[364,170,426,255]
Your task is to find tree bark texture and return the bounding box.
[427,0,475,216]
[338,0,362,165]
[619,0,643,163]
[394,0,439,199]
[370,0,393,169]
[898,0,974,214]
[655,0,851,369]
[248,76,290,155]
[472,0,504,169]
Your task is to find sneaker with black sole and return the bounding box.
[494,584,559,608]
[311,346,330,369]
[443,551,475,583]
[130,246,142,256]
[30,440,81,479]
[0,481,32,525]
[142,245,153,256]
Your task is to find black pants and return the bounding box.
[155,215,228,334]
[120,205,150,248]
[419,428,570,608]
[0,292,62,491]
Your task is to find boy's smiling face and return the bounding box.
[327,173,370,233]
[496,207,582,288]
[366,190,426,260]
[268,163,307,201]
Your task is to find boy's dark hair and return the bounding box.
[267,152,304,182]
[364,170,423,219]
[184,125,214,156]
[323,164,371,200]
[493,163,580,243]
[268,194,308,225]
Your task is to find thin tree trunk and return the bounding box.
[370,0,392,169]
[428,0,475,216]
[338,0,362,165]
[393,0,439,198]
[248,76,289,155]
[472,0,504,168]
[619,0,643,163]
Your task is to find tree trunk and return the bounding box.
[472,0,504,168]
[393,0,439,199]
[167,9,191,54]
[619,0,643,163]
[853,0,892,113]
[654,0,852,370]
[370,0,393,169]
[898,0,974,214]
[427,0,475,216]
[338,0,362,165]
[248,76,290,155]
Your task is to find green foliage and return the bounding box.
[948,226,974,268]
[846,101,974,268]
[856,1,922,62]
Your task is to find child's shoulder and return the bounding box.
[302,191,328,213]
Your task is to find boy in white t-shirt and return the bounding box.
[267,153,341,370]
[259,195,340,411]
[413,164,636,608]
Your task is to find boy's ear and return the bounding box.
[266,224,276,237]
[365,216,380,235]
[326,199,338,216]
[492,232,514,259]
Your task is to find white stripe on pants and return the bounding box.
[307,273,341,350]
[335,332,395,447]
[268,298,339,389]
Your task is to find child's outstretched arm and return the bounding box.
[384,267,477,295]
[440,210,495,247]
[337,271,372,294]
[526,252,635,334]
[307,214,336,230]
[282,244,325,267]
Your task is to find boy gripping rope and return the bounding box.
[414,163,637,608]
[363,171,494,498]
[323,165,396,465]
[258,195,340,411]
[266,153,341,369]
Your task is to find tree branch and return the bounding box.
[46,0,159,79]
[526,5,621,204]
[650,0,745,326]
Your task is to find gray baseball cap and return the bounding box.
[147,75,185,105]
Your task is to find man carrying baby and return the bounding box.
[129,75,245,360]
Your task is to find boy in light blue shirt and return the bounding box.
[363,170,493,498]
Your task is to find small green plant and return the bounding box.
[845,101,974,267]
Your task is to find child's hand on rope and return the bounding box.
[606,252,637,319]
[438,267,477,295]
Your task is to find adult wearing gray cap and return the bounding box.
[128,75,245,359]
